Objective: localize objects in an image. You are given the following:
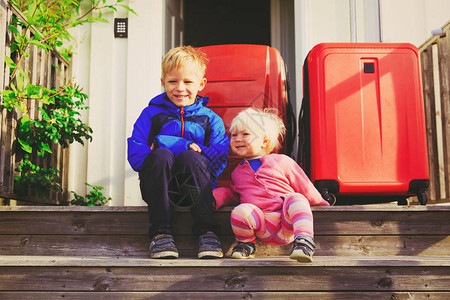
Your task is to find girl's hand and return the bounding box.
[189,143,202,153]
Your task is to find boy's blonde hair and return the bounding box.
[230,108,286,154]
[161,46,208,79]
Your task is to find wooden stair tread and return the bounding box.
[1,256,449,293]
[1,204,449,212]
[1,292,449,299]
[1,205,449,236]
[1,255,449,267]
[1,205,449,258]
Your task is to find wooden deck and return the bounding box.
[0,204,449,298]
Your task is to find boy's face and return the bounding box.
[161,62,207,107]
[230,129,268,160]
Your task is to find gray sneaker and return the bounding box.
[149,234,179,259]
[231,242,256,259]
[198,231,223,259]
[289,235,316,263]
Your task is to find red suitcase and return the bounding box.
[197,44,295,187]
[299,43,429,205]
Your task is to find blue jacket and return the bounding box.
[127,93,230,188]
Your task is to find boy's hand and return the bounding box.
[150,143,154,150]
[189,143,202,153]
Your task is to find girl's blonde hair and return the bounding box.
[161,46,209,78]
[230,107,286,154]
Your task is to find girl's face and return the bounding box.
[161,62,207,107]
[230,129,268,160]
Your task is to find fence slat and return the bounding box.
[437,33,450,197]
[0,0,7,193]
[421,49,440,200]
[0,3,14,198]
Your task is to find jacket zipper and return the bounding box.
[180,107,185,137]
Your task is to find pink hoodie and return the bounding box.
[213,154,330,211]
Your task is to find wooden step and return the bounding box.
[0,292,449,300]
[0,255,448,298]
[0,205,449,257]
[0,204,449,297]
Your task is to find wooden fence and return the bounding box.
[420,20,450,202]
[0,1,71,205]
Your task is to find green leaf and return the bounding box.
[7,25,20,35]
[37,149,46,158]
[10,42,19,53]
[52,64,62,72]
[16,67,30,86]
[18,138,33,153]
[17,101,28,113]
[40,142,52,154]
[20,114,30,125]
[96,17,109,23]
[121,5,137,15]
[14,34,23,45]
[4,56,16,68]
[29,40,51,51]
[33,31,42,40]
[107,5,117,12]
[16,73,24,90]
[40,94,51,105]
[1,89,16,99]
[27,84,42,96]
[17,66,30,84]
[26,1,37,24]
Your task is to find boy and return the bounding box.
[127,46,230,259]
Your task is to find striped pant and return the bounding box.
[230,194,314,245]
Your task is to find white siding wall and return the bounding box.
[69,0,164,206]
[124,1,164,206]
[68,1,92,201]
[380,0,450,45]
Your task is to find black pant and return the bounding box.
[139,148,220,237]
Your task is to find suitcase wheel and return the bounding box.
[417,190,428,206]
[408,180,429,206]
[320,191,336,206]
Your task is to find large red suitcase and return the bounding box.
[197,44,295,187]
[299,43,429,205]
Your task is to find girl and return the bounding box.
[213,108,330,262]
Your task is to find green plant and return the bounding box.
[1,0,136,201]
[71,183,111,206]
[14,156,62,199]
[15,84,92,157]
